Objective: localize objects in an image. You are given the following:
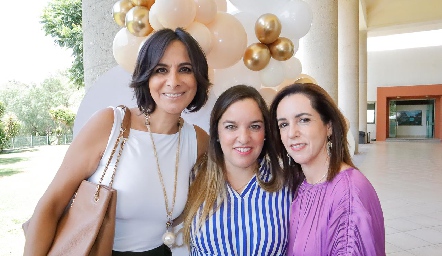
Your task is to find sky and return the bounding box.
[0,0,73,86]
[0,0,441,86]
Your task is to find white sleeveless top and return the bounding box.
[88,107,197,252]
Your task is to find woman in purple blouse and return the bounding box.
[269,83,385,256]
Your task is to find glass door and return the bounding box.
[389,100,397,138]
[426,100,435,138]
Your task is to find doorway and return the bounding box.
[388,99,435,139]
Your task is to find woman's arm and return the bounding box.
[23,108,115,256]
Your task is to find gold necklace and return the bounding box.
[307,173,327,186]
[143,111,182,247]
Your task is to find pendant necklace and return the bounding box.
[144,111,182,247]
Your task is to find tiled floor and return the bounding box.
[353,141,442,256]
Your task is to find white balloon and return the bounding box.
[259,58,284,87]
[229,0,288,15]
[186,22,213,55]
[148,3,164,30]
[233,11,260,45]
[113,28,148,74]
[212,60,261,97]
[277,0,313,40]
[282,57,302,80]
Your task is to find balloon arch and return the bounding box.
[111,0,314,102]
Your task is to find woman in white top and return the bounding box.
[24,28,210,256]
[183,85,293,255]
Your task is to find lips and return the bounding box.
[290,143,307,151]
[163,92,184,98]
[235,147,252,154]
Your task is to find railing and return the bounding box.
[7,134,73,149]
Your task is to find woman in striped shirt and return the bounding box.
[182,85,293,255]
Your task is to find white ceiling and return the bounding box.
[360,0,442,36]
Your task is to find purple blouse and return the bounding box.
[287,168,385,256]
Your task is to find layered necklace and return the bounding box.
[143,111,182,247]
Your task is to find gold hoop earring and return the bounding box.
[287,153,293,166]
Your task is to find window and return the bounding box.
[367,102,375,124]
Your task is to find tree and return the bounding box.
[0,102,7,151]
[41,0,83,88]
[49,106,76,132]
[0,75,83,135]
[2,113,21,139]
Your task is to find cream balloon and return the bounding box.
[233,11,260,45]
[113,28,149,74]
[125,6,153,37]
[282,57,302,80]
[186,22,213,55]
[206,12,247,69]
[112,0,134,27]
[148,3,164,31]
[243,43,271,71]
[214,0,227,12]
[255,13,282,44]
[259,87,277,106]
[130,0,155,9]
[259,58,284,87]
[155,0,196,29]
[212,59,261,97]
[194,0,217,24]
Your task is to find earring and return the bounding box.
[287,153,293,166]
[327,136,332,157]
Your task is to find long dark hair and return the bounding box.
[269,83,355,189]
[130,28,211,114]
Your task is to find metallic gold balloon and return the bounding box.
[295,74,318,84]
[125,6,153,37]
[112,0,135,27]
[255,13,282,44]
[130,0,155,9]
[243,43,271,71]
[269,37,295,61]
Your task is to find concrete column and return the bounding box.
[359,30,368,137]
[82,0,119,91]
[338,0,359,152]
[298,0,338,102]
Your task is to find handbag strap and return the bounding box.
[94,105,131,202]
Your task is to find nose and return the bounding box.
[287,122,300,139]
[167,70,180,89]
[237,127,250,144]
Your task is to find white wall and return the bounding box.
[365,45,442,138]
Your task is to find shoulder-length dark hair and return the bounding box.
[269,83,355,189]
[209,84,284,191]
[130,28,210,114]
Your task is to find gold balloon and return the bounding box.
[295,74,318,84]
[255,13,282,44]
[130,0,155,9]
[269,37,294,61]
[112,0,134,27]
[125,6,153,37]
[243,43,271,71]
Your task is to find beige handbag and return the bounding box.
[23,105,131,256]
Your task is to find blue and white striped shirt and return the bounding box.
[190,160,293,256]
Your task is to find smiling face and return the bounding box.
[148,40,197,116]
[218,98,265,174]
[276,93,332,171]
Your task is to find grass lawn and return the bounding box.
[0,145,68,256]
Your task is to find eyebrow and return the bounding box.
[156,62,193,67]
[222,120,264,124]
[277,112,312,122]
